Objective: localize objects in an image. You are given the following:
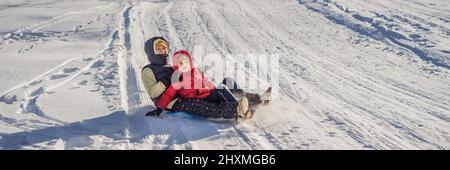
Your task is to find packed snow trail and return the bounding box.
[0,0,449,149]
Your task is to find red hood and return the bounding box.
[172,50,193,71]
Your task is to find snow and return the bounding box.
[0,0,449,150]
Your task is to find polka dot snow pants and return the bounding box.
[169,98,238,119]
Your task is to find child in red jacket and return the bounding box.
[151,50,251,118]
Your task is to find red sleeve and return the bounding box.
[157,84,179,110]
[202,74,216,90]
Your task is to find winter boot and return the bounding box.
[237,96,252,119]
[260,87,272,105]
[246,87,272,109]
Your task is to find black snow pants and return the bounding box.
[205,86,238,103]
[222,77,263,107]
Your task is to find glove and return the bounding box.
[145,107,163,117]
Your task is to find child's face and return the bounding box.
[177,55,191,72]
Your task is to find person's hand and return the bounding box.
[145,108,163,117]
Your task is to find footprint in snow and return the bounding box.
[0,94,18,104]
[63,67,79,73]
[78,80,88,85]
[48,73,68,80]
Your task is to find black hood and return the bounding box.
[144,36,169,66]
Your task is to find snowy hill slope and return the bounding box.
[0,0,449,149]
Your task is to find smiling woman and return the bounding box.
[154,38,169,55]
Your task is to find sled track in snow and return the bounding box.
[116,3,190,149]
[116,1,280,149]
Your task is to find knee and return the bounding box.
[222,77,237,88]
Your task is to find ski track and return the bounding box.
[1,0,449,149]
